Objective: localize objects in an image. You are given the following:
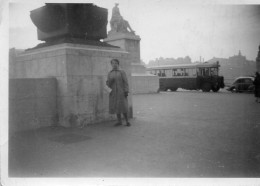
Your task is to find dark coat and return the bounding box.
[253,75,260,98]
[106,69,129,114]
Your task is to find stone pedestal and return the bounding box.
[131,74,160,94]
[13,43,132,127]
[104,33,159,94]
[104,33,141,63]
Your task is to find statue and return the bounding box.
[109,3,135,34]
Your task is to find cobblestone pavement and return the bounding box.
[9,90,260,177]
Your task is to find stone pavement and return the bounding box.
[9,90,260,177]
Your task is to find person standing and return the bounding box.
[106,59,131,126]
[253,72,260,102]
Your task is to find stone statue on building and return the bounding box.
[109,3,135,34]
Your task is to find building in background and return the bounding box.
[208,51,256,86]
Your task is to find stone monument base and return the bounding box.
[13,43,132,127]
[131,63,159,94]
[131,73,159,94]
[131,63,146,74]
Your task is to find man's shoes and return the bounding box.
[114,122,122,126]
[126,122,131,127]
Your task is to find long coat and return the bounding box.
[106,69,129,114]
[253,75,260,98]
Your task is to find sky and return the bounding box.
[8,0,260,63]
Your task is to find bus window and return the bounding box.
[158,70,166,77]
[161,69,166,77]
[186,69,190,76]
[192,69,197,76]
[199,68,213,76]
[184,68,196,76]
[205,68,209,76]
[165,69,172,77]
[176,68,183,76]
[186,68,195,76]
[210,68,218,76]
[197,69,200,76]
[172,69,177,76]
[198,68,204,76]
[183,69,188,76]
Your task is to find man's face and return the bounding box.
[111,60,119,70]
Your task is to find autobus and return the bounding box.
[146,61,225,92]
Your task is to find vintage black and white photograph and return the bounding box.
[2,0,260,185]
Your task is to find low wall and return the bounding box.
[131,74,159,94]
[9,78,57,132]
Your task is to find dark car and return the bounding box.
[227,77,255,93]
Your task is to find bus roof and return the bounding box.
[146,62,220,70]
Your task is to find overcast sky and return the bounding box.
[9,0,260,63]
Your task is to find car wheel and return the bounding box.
[212,85,220,92]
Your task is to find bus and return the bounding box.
[146,61,225,92]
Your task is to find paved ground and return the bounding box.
[9,90,260,177]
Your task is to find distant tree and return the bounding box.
[184,56,192,64]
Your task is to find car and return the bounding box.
[227,76,255,93]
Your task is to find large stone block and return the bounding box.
[131,63,146,74]
[35,97,57,115]
[12,43,132,127]
[35,78,57,98]
[131,74,159,94]
[37,59,57,77]
[56,77,68,97]
[56,57,67,77]
[9,79,36,99]
[9,78,57,132]
[66,55,92,76]
[104,33,141,64]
